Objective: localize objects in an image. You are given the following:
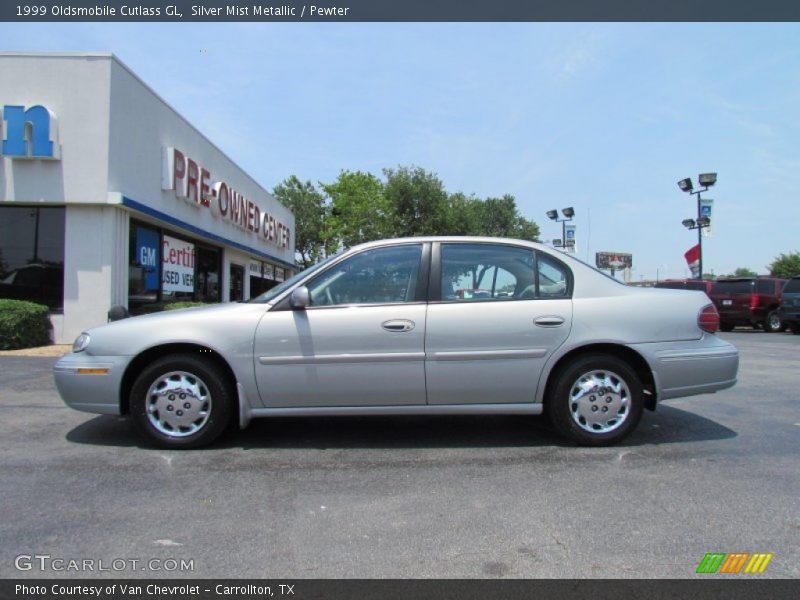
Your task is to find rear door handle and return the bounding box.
[382,319,415,332]
[534,316,565,327]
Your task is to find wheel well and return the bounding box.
[120,343,239,422]
[544,344,657,411]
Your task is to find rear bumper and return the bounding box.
[53,353,131,414]
[630,335,739,401]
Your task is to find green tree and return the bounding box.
[768,252,800,278]
[478,195,540,240]
[441,192,484,236]
[383,166,449,236]
[322,171,394,248]
[273,176,331,268]
[729,267,757,277]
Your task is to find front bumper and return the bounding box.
[53,353,132,414]
[631,334,739,401]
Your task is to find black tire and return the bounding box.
[790,323,800,335]
[719,322,735,332]
[130,354,233,449]
[764,310,783,333]
[547,354,644,446]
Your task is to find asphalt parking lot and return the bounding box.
[1,331,798,579]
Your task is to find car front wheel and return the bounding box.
[547,354,644,446]
[130,354,233,449]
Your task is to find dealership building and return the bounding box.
[0,52,296,343]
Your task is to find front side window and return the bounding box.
[307,244,422,306]
[440,243,536,301]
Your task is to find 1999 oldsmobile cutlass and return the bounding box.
[54,237,739,448]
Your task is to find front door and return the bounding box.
[254,243,428,408]
[425,242,572,405]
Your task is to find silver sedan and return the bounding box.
[54,237,739,448]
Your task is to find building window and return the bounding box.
[129,221,161,313]
[0,206,65,311]
[195,244,221,303]
[128,220,222,312]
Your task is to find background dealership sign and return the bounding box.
[162,234,194,293]
[161,146,290,250]
[1,104,60,159]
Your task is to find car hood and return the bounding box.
[80,302,271,357]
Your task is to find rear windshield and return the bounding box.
[713,280,754,294]
[784,278,800,293]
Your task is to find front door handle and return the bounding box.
[534,316,565,327]
[382,319,415,332]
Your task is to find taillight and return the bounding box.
[698,304,720,333]
[749,293,759,310]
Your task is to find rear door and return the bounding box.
[424,242,572,405]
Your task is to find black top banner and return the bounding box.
[2,0,800,22]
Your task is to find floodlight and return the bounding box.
[561,207,575,218]
[697,216,711,227]
[677,178,693,192]
[546,210,558,221]
[682,219,696,229]
[698,173,717,187]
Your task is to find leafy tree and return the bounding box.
[768,252,800,278]
[273,176,332,268]
[383,166,449,237]
[441,192,484,236]
[322,171,394,248]
[727,267,757,278]
[478,195,540,240]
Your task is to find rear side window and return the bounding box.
[756,279,775,294]
[537,254,570,298]
[784,279,800,293]
[714,280,753,294]
[440,243,535,301]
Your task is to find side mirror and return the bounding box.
[289,286,310,309]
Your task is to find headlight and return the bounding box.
[73,333,91,353]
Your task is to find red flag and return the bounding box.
[684,244,700,278]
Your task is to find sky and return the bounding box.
[2,21,799,280]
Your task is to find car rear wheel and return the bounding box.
[130,354,233,449]
[719,322,735,332]
[764,310,783,333]
[547,354,644,446]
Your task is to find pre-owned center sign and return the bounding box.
[161,147,290,250]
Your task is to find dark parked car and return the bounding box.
[654,279,715,296]
[710,277,786,332]
[0,263,63,311]
[778,277,800,334]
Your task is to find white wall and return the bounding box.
[0,53,112,204]
[62,205,128,343]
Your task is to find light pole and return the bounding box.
[677,173,716,279]
[546,207,575,251]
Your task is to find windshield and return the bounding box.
[248,254,340,304]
